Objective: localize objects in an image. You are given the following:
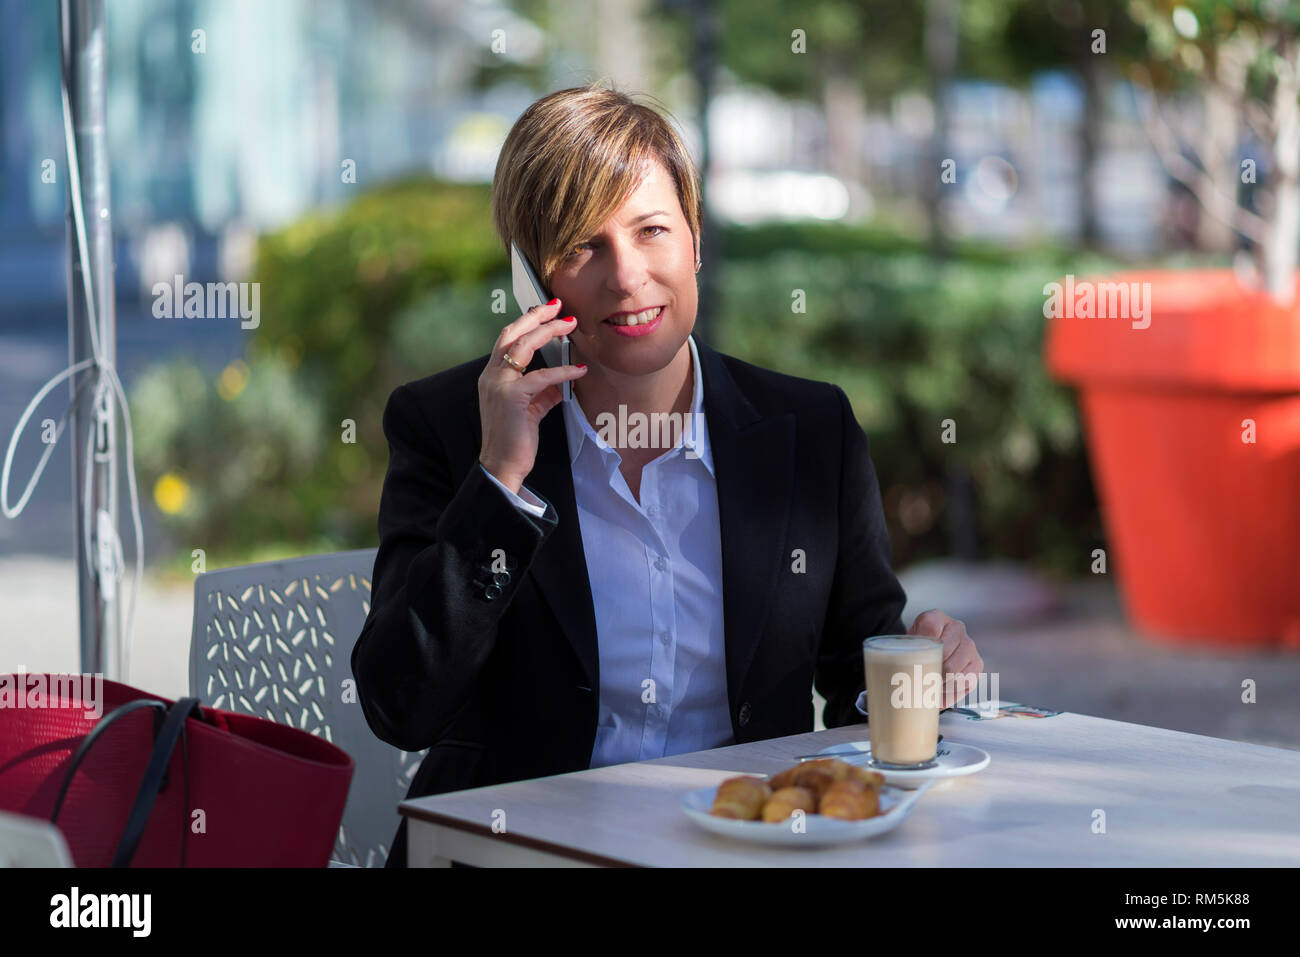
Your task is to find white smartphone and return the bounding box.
[510,240,571,401]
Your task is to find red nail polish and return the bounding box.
[562,315,575,322]
[577,364,587,369]
[547,297,559,306]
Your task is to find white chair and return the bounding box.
[189,548,427,867]
[0,809,73,867]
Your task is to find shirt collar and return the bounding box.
[561,333,714,476]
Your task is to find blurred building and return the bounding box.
[1,0,1170,328]
[0,0,546,323]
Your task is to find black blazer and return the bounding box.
[351,337,907,866]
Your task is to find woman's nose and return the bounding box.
[604,242,650,295]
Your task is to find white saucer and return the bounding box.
[682,780,930,847]
[816,740,990,788]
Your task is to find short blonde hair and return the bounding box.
[491,82,702,289]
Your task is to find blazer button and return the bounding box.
[492,570,511,587]
[738,702,751,727]
[484,583,502,601]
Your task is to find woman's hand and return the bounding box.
[908,610,985,710]
[477,298,588,494]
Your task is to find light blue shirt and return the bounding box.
[480,335,733,768]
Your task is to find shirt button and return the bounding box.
[647,505,659,516]
[654,556,667,571]
[660,631,671,645]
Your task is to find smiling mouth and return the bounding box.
[603,306,665,327]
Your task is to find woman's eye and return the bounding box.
[565,227,665,259]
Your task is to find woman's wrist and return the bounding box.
[478,455,523,495]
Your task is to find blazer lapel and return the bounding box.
[519,395,601,690]
[498,351,601,691]
[694,340,795,716]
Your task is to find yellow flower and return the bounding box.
[217,360,250,401]
[154,473,191,515]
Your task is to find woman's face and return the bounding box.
[547,157,698,379]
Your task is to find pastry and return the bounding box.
[791,763,840,800]
[761,786,818,822]
[709,776,771,820]
[819,779,881,820]
[768,758,884,794]
[842,764,886,788]
[767,765,802,790]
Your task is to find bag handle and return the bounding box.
[50,697,167,824]
[112,698,202,867]
[51,695,207,867]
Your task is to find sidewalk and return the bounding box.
[1,556,1296,752]
[0,557,194,700]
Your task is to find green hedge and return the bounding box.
[132,176,1115,574]
[713,236,1115,570]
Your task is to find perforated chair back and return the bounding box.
[189,548,426,867]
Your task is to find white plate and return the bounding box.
[815,740,990,788]
[681,779,931,847]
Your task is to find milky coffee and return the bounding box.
[863,635,942,767]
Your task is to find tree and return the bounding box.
[710,0,932,227]
[966,0,1148,249]
[1126,0,1300,303]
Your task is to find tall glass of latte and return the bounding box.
[862,635,943,769]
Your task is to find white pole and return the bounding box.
[62,0,120,679]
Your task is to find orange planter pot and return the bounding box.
[1046,269,1300,649]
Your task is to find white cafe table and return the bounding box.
[398,710,1300,867]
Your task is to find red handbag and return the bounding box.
[0,675,354,867]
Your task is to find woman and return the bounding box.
[351,84,983,867]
